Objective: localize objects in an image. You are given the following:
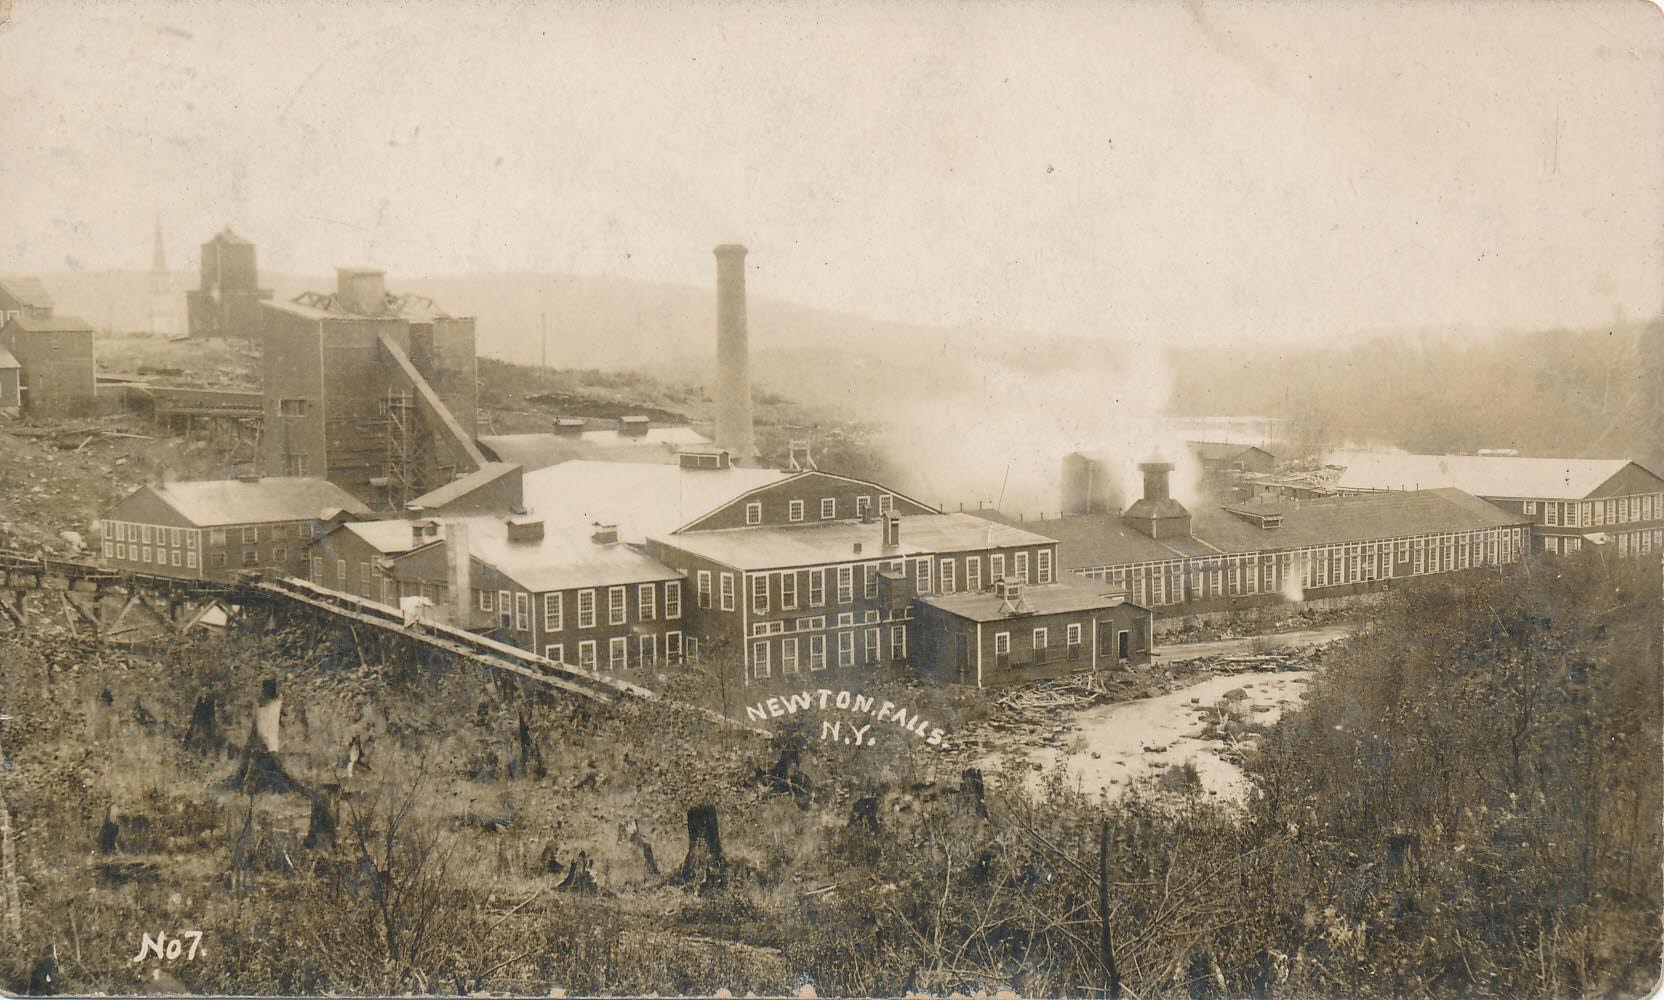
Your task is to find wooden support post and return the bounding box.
[1100,819,1120,1000]
[108,594,142,634]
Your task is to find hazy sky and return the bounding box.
[2,0,1660,345]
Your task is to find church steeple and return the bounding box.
[148,216,179,335]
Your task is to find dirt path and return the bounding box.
[1154,623,1354,663]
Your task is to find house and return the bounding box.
[1333,451,1664,557]
[913,578,1152,687]
[0,277,56,323]
[0,314,96,417]
[983,461,1532,617]
[1188,441,1277,477]
[100,476,371,581]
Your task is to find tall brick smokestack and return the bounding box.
[713,244,756,462]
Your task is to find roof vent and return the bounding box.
[995,579,1034,617]
[591,522,618,545]
[881,510,901,549]
[554,417,586,436]
[235,472,261,483]
[679,449,731,471]
[506,516,544,544]
[619,415,650,437]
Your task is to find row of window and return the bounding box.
[547,631,686,671]
[743,493,896,526]
[695,548,1058,613]
[750,607,909,636]
[473,581,684,632]
[748,625,908,679]
[1546,528,1664,556]
[1535,493,1662,528]
[107,539,289,571]
[102,519,317,548]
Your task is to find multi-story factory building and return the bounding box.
[185,228,274,340]
[1334,452,1664,557]
[0,312,96,418]
[260,268,485,508]
[989,461,1532,618]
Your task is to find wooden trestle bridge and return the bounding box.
[0,547,655,707]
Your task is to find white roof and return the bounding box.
[521,460,792,543]
[447,514,679,593]
[340,518,443,554]
[150,477,372,526]
[1331,451,1636,500]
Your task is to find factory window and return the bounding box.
[496,589,511,623]
[170,527,184,547]
[837,565,854,603]
[891,625,907,661]
[1153,570,1166,605]
[141,524,154,544]
[577,589,596,628]
[544,592,563,631]
[781,572,798,610]
[696,571,712,609]
[210,529,227,546]
[782,637,800,674]
[1037,549,1054,584]
[1545,503,1559,527]
[610,637,628,671]
[666,581,681,619]
[1606,499,1618,524]
[270,546,286,564]
[242,527,259,544]
[278,398,309,416]
[820,498,836,520]
[242,549,259,567]
[990,553,1006,582]
[865,610,880,623]
[751,640,770,679]
[878,494,894,513]
[745,502,762,526]
[838,631,854,667]
[966,557,982,592]
[1578,501,1592,526]
[639,634,657,669]
[515,593,530,631]
[994,632,1011,656]
[720,572,736,611]
[639,583,657,621]
[752,574,769,614]
[1593,501,1605,527]
[864,628,880,663]
[1228,562,1240,595]
[914,558,932,594]
[939,559,956,594]
[209,551,227,569]
[270,524,289,542]
[863,564,878,599]
[837,611,855,627]
[1523,500,1538,515]
[1245,560,1259,594]
[579,641,597,669]
[856,496,871,517]
[788,500,805,522]
[809,635,827,671]
[1067,623,1082,648]
[809,569,825,606]
[186,552,198,569]
[609,586,627,625]
[1015,551,1030,583]
[102,542,113,559]
[666,631,683,662]
[544,643,564,664]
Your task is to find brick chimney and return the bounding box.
[712,244,756,463]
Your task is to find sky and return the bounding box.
[1,0,1661,346]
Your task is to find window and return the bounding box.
[278,398,309,416]
[242,526,258,544]
[745,502,762,526]
[939,558,956,593]
[210,552,228,569]
[1605,499,1617,524]
[878,494,894,513]
[1033,627,1048,650]
[1580,501,1593,526]
[665,581,681,619]
[544,592,563,631]
[809,569,825,606]
[578,589,597,628]
[639,583,657,621]
[270,524,289,542]
[720,572,735,611]
[167,549,180,566]
[788,500,805,522]
[209,528,228,546]
[809,635,827,670]
[241,549,259,567]
[665,631,683,662]
[752,573,769,614]
[864,627,879,663]
[752,640,770,679]
[1594,501,1606,527]
[856,495,871,517]
[1015,551,1030,583]
[837,611,855,627]
[608,586,627,625]
[1522,499,1537,515]
[186,531,197,550]
[514,592,530,631]
[1545,503,1560,527]
[102,542,113,558]
[544,643,564,664]
[915,557,932,594]
[891,625,906,661]
[697,570,712,609]
[1067,623,1082,646]
[496,589,511,621]
[838,631,854,667]
[639,634,657,668]
[1037,549,1054,584]
[268,546,284,564]
[142,525,154,544]
[820,498,836,520]
[782,637,800,674]
[578,641,597,669]
[170,527,184,547]
[478,589,492,612]
[994,632,1011,655]
[837,565,854,604]
[186,552,198,569]
[966,557,982,592]
[311,557,323,581]
[609,637,628,671]
[990,553,1006,581]
[781,572,798,610]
